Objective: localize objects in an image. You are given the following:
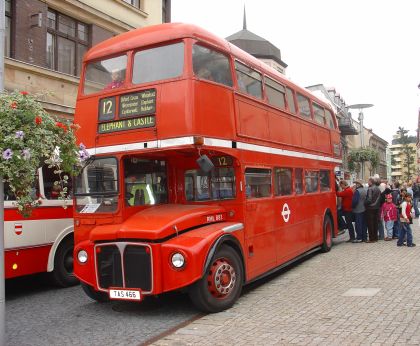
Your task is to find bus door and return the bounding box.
[243,168,276,279]
[273,167,308,264]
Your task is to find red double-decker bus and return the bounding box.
[73,23,341,312]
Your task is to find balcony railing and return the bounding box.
[338,117,358,135]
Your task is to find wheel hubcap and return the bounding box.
[207,258,236,299]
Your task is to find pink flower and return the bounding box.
[10,101,17,109]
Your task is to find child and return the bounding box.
[380,193,397,241]
[397,193,416,247]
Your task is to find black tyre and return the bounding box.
[321,216,333,253]
[81,282,110,303]
[189,245,243,313]
[51,237,79,287]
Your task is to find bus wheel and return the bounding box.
[51,237,79,287]
[81,282,110,303]
[189,245,243,313]
[321,216,333,253]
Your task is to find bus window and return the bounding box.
[313,103,325,126]
[132,42,184,84]
[297,93,311,119]
[295,168,303,195]
[325,109,336,129]
[274,167,292,196]
[74,157,119,213]
[320,170,331,192]
[83,55,127,95]
[192,44,233,87]
[42,165,72,199]
[305,170,319,193]
[235,61,263,99]
[245,168,271,198]
[286,87,296,114]
[4,182,15,201]
[265,77,286,110]
[185,166,236,201]
[124,158,168,206]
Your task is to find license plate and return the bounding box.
[109,288,141,301]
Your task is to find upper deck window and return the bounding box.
[83,55,127,95]
[132,42,184,84]
[297,93,311,119]
[192,44,232,87]
[325,109,336,129]
[286,87,296,114]
[265,77,286,110]
[313,103,325,125]
[235,61,263,99]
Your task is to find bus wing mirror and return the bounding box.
[196,155,214,173]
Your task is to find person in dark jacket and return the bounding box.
[352,180,367,242]
[336,180,355,242]
[412,177,420,218]
[365,177,382,242]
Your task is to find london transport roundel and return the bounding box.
[281,203,291,223]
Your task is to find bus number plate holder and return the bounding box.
[109,288,141,301]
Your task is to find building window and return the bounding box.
[123,0,141,9]
[46,9,89,77]
[5,0,12,57]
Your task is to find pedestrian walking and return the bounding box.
[380,193,398,241]
[352,180,367,242]
[397,193,416,247]
[336,180,355,242]
[365,177,382,242]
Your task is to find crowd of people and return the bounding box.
[336,176,420,247]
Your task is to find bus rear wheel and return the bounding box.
[81,282,110,303]
[51,237,79,287]
[189,245,243,313]
[321,216,333,252]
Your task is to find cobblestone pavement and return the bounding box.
[152,221,420,346]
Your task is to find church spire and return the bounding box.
[243,5,247,30]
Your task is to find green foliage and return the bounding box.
[396,126,416,181]
[0,90,84,216]
[347,147,379,174]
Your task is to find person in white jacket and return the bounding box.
[397,193,416,247]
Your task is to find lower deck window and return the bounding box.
[245,168,271,198]
[185,167,236,201]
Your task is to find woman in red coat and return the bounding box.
[336,180,355,242]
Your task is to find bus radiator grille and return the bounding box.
[96,243,152,292]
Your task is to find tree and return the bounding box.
[347,147,379,178]
[0,90,86,216]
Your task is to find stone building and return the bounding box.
[4,0,170,120]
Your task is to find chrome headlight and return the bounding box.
[171,252,185,269]
[77,250,88,264]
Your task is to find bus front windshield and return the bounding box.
[74,157,119,213]
[83,55,127,95]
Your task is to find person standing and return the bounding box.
[336,180,355,242]
[380,193,398,241]
[391,181,401,238]
[352,180,367,242]
[397,193,416,247]
[412,177,420,218]
[365,177,382,242]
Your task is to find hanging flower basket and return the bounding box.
[0,90,86,216]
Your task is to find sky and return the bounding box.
[171,0,420,144]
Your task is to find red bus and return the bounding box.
[73,23,341,312]
[4,165,77,286]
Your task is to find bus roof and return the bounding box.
[84,22,334,113]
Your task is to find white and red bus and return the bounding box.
[73,23,342,312]
[4,165,77,287]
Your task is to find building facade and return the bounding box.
[4,0,170,120]
[390,131,418,182]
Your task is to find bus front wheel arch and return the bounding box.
[189,245,243,313]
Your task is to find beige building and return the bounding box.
[5,0,170,120]
[390,132,418,182]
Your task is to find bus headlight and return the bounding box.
[171,252,186,269]
[77,250,88,264]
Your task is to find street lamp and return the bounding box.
[347,103,374,179]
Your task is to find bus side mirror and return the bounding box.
[196,155,214,173]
